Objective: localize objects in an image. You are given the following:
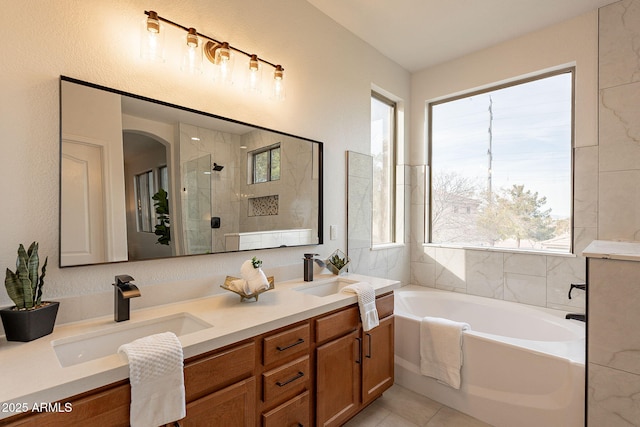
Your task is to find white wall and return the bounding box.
[410,12,598,311]
[0,0,410,321]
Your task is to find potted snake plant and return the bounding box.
[1,242,58,342]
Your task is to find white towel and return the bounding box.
[341,282,379,331]
[118,332,186,427]
[240,260,269,293]
[420,316,470,389]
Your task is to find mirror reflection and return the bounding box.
[60,77,322,267]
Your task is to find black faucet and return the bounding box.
[565,313,586,322]
[303,253,325,282]
[113,275,141,322]
[568,283,586,299]
[566,282,586,322]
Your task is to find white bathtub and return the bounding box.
[394,286,585,427]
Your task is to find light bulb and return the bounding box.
[140,11,165,62]
[244,54,262,93]
[181,28,202,74]
[213,42,235,85]
[272,65,285,101]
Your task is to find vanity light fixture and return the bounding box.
[141,11,285,100]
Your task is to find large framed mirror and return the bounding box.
[60,76,323,267]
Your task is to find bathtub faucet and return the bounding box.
[568,283,586,299]
[565,313,586,322]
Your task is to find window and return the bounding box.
[134,166,168,233]
[371,92,396,245]
[252,144,280,183]
[135,170,154,232]
[429,70,573,253]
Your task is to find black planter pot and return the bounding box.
[0,301,59,342]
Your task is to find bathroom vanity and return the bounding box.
[0,274,397,426]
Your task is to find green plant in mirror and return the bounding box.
[4,242,48,310]
[153,188,170,245]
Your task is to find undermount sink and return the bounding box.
[293,278,358,297]
[52,313,212,367]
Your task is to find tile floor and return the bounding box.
[344,383,493,427]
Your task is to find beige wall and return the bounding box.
[0,0,410,317]
[409,12,599,311]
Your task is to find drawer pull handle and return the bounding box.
[366,332,372,358]
[276,371,305,387]
[276,338,305,351]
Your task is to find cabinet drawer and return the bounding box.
[263,323,310,366]
[183,377,256,427]
[262,356,310,404]
[262,390,311,427]
[315,306,359,343]
[1,382,130,426]
[185,341,256,402]
[376,293,394,319]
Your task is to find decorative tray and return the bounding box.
[221,275,275,302]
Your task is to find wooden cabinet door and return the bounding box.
[316,329,360,427]
[181,377,256,427]
[362,315,394,405]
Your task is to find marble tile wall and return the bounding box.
[346,151,411,284]
[587,1,640,425]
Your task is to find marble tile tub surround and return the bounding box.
[409,165,587,311]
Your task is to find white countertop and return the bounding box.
[582,240,640,262]
[0,273,398,419]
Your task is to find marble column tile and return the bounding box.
[599,82,640,172]
[386,247,410,283]
[599,0,640,89]
[588,362,640,427]
[348,247,366,275]
[589,258,640,375]
[573,227,598,256]
[598,170,640,241]
[573,146,599,228]
[410,165,426,206]
[411,261,436,287]
[503,252,546,277]
[546,256,586,310]
[504,272,546,307]
[434,247,467,292]
[465,250,504,299]
[347,151,373,178]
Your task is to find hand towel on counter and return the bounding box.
[118,332,186,427]
[341,282,379,331]
[240,260,269,293]
[420,316,470,390]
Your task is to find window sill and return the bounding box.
[421,243,577,258]
[371,243,405,251]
